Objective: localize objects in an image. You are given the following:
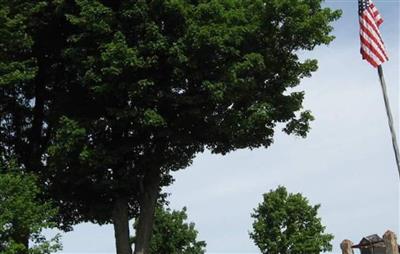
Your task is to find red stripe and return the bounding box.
[361,48,379,68]
[364,9,382,30]
[359,20,385,50]
[360,35,386,63]
[361,14,383,40]
[359,0,388,67]
[370,8,380,17]
[376,18,383,27]
[369,3,377,13]
[369,4,382,21]
[366,7,383,27]
[359,22,388,59]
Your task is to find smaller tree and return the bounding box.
[132,205,206,254]
[250,186,333,254]
[0,162,62,254]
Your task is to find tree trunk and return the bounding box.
[134,169,161,254]
[113,197,132,254]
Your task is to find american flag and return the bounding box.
[359,0,389,68]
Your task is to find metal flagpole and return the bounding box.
[377,65,400,178]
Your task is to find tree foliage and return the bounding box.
[250,186,333,254]
[0,0,341,253]
[132,206,206,254]
[0,163,61,254]
[44,0,340,222]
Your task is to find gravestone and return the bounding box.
[341,239,354,254]
[383,230,399,254]
[341,231,399,254]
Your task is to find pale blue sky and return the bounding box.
[52,1,399,253]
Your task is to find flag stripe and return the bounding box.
[366,7,383,27]
[363,11,383,40]
[360,35,386,63]
[361,44,382,68]
[361,49,379,67]
[359,21,388,59]
[359,0,388,67]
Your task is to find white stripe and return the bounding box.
[360,13,388,55]
[362,44,385,65]
[361,44,385,66]
[367,7,383,25]
[374,14,382,24]
[370,6,378,13]
[359,18,388,56]
[364,9,381,31]
[362,11,385,44]
[360,31,387,61]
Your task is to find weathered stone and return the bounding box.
[341,239,354,254]
[383,230,399,254]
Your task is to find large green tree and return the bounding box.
[250,186,334,254]
[0,1,340,254]
[131,206,206,254]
